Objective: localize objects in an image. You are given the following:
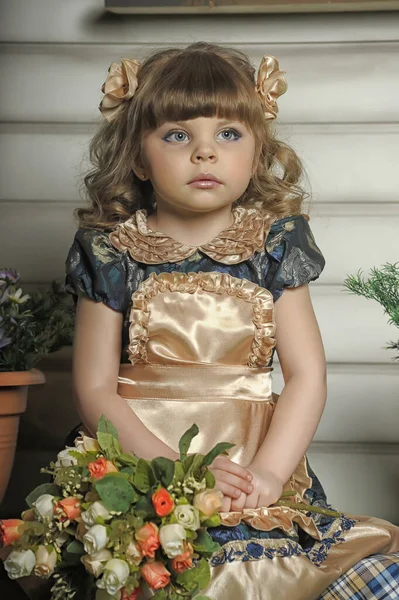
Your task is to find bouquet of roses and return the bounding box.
[0,418,230,600]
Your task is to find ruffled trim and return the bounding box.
[109,206,277,265]
[219,456,334,543]
[127,271,276,368]
[210,513,357,567]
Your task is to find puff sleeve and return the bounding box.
[265,214,325,302]
[65,228,129,313]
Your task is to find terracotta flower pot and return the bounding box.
[0,369,45,505]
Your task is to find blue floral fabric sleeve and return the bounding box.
[265,214,325,302]
[65,228,129,313]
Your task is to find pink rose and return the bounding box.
[135,523,160,559]
[55,497,81,521]
[141,561,171,590]
[0,519,24,546]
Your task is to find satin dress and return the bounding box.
[65,206,399,600]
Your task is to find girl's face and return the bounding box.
[139,116,257,216]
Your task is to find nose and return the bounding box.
[191,139,217,163]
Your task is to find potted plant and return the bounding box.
[343,262,399,361]
[0,269,75,504]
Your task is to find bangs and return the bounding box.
[140,51,261,131]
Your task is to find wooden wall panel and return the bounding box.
[1,43,398,123]
[272,365,399,443]
[2,125,398,203]
[1,1,398,43]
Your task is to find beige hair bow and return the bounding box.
[255,55,287,121]
[99,58,141,122]
[99,54,287,122]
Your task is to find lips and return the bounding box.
[189,173,222,184]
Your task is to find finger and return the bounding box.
[220,496,232,512]
[211,469,254,494]
[211,457,253,482]
[243,491,260,510]
[214,481,246,500]
[230,492,247,512]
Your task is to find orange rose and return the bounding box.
[121,586,142,600]
[171,541,194,574]
[141,561,171,590]
[55,497,81,522]
[152,488,175,517]
[0,519,24,546]
[88,457,118,480]
[135,523,160,559]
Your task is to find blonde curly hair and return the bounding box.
[77,42,309,229]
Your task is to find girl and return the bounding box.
[65,42,399,599]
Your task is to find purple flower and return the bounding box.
[0,269,20,284]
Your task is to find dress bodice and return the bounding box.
[65,205,325,365]
[125,270,276,367]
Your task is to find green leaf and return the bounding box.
[183,454,196,473]
[68,450,98,467]
[192,530,220,556]
[194,597,213,600]
[173,460,186,485]
[97,414,122,459]
[176,557,211,592]
[151,457,175,487]
[66,540,85,555]
[179,424,199,461]
[25,483,61,507]
[204,469,215,488]
[187,454,205,479]
[97,414,119,439]
[94,473,136,512]
[133,459,155,493]
[134,495,156,520]
[202,442,235,467]
[151,590,168,600]
[201,513,221,527]
[118,452,138,467]
[20,521,45,537]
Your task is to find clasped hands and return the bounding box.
[209,455,284,512]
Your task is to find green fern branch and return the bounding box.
[343,262,399,361]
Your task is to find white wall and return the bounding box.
[1,0,398,520]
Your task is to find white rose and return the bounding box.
[83,524,109,555]
[174,504,201,531]
[159,523,186,558]
[34,545,57,578]
[74,434,100,453]
[82,434,100,452]
[32,494,55,521]
[54,531,70,548]
[55,446,79,467]
[4,549,36,579]
[81,501,111,527]
[81,549,113,577]
[96,558,129,596]
[125,540,143,566]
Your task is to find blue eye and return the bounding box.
[217,128,242,141]
[163,131,189,143]
[162,127,242,143]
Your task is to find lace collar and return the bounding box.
[108,206,276,265]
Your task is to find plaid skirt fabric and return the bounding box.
[318,552,399,599]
